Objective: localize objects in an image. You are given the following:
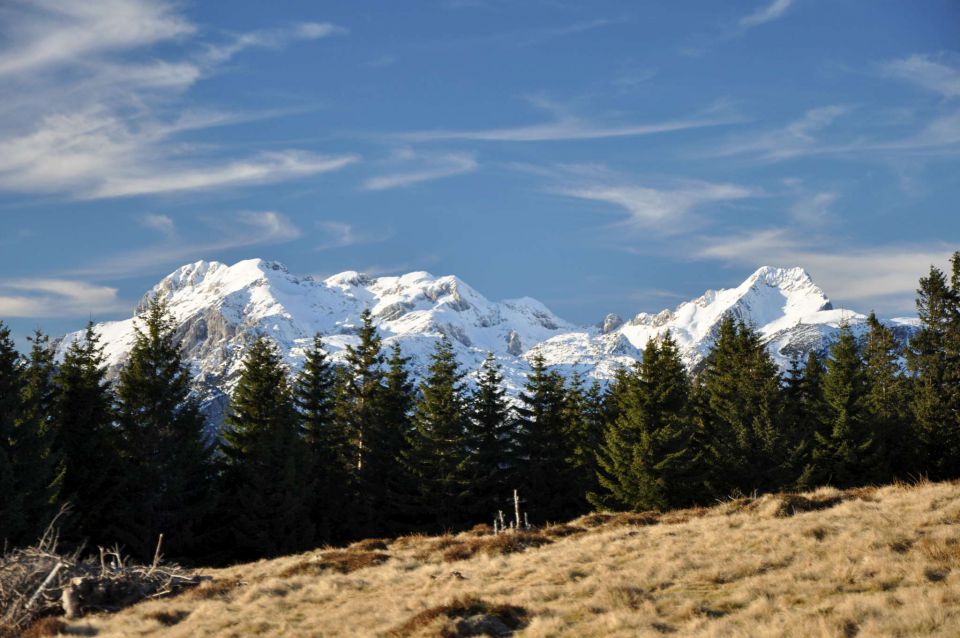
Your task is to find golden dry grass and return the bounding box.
[55,479,960,637]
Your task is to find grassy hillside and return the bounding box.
[54,480,960,637]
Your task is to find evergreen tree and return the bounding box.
[863,313,912,480]
[404,337,474,530]
[788,351,828,489]
[466,353,515,523]
[695,316,786,496]
[336,309,386,534]
[591,334,700,511]
[114,297,213,561]
[907,262,960,479]
[515,353,579,522]
[219,337,313,559]
[369,342,416,534]
[51,323,123,547]
[293,334,348,542]
[13,330,59,543]
[563,373,605,511]
[807,327,878,487]
[0,322,26,544]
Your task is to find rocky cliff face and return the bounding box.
[56,259,918,433]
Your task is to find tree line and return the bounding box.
[1,255,959,565]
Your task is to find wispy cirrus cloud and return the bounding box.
[534,164,757,232]
[361,150,478,191]
[0,0,353,201]
[392,98,738,143]
[316,221,390,251]
[0,278,126,318]
[557,180,755,231]
[884,53,960,99]
[738,0,795,30]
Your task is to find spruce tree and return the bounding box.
[591,334,700,511]
[466,353,515,523]
[367,342,415,535]
[907,263,960,479]
[695,316,785,496]
[220,337,313,559]
[404,337,474,530]
[336,309,386,534]
[293,334,348,542]
[114,297,213,561]
[52,323,123,547]
[863,313,912,480]
[808,327,878,487]
[563,372,605,511]
[13,330,59,543]
[0,322,26,544]
[515,353,579,522]
[789,351,828,489]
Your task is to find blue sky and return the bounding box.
[1,0,958,346]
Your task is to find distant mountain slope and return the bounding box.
[55,259,918,431]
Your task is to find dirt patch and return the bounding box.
[280,551,390,577]
[389,595,530,637]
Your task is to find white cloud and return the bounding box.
[0,1,194,77]
[553,172,756,231]
[393,99,737,143]
[0,278,125,318]
[141,213,176,236]
[697,228,952,311]
[790,191,836,225]
[739,0,795,29]
[362,151,477,191]
[315,221,389,251]
[0,1,353,200]
[884,53,960,99]
[710,105,851,160]
[70,211,302,278]
[201,22,346,64]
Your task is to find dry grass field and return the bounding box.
[49,480,960,637]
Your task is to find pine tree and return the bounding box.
[51,323,123,547]
[591,334,700,511]
[336,309,387,535]
[788,351,828,489]
[695,316,786,496]
[219,337,313,559]
[12,330,59,543]
[293,334,348,542]
[907,262,960,479]
[563,372,605,512]
[404,337,474,530]
[114,297,213,561]
[808,327,878,487]
[515,353,579,523]
[863,313,912,480]
[365,343,418,535]
[466,353,515,523]
[0,322,26,544]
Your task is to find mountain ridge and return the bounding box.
[55,259,918,431]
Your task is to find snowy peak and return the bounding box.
[59,260,916,432]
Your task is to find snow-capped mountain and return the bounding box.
[55,259,918,431]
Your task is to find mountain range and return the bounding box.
[55,259,919,431]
